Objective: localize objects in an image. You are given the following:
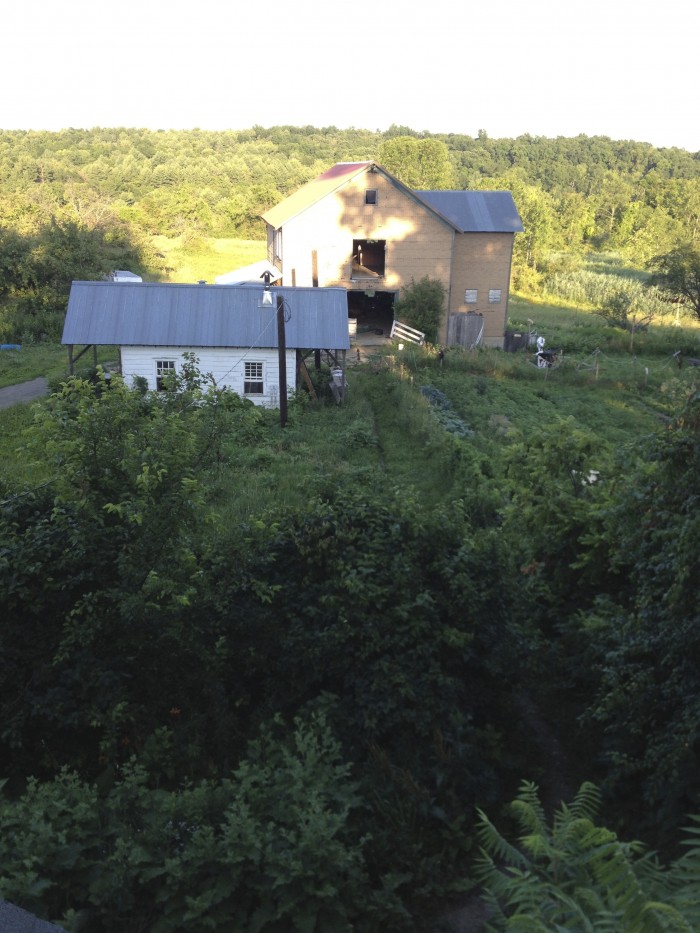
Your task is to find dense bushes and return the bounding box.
[4,354,700,926]
[393,276,446,343]
[0,715,409,932]
[0,369,529,925]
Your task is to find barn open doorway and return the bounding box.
[347,290,395,338]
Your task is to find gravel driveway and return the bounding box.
[0,377,49,409]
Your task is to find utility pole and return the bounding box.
[276,293,288,428]
[261,270,288,429]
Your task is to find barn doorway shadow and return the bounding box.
[348,289,395,338]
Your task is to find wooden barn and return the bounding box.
[262,161,523,348]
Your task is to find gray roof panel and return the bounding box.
[0,900,65,932]
[62,282,350,350]
[414,190,524,233]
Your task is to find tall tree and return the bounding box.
[647,243,700,318]
[378,136,455,189]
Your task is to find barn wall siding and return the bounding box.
[449,232,515,348]
[281,172,453,303]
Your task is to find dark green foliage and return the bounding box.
[0,366,533,922]
[200,488,526,896]
[0,714,409,932]
[583,392,700,837]
[6,307,700,924]
[420,385,475,437]
[393,276,446,344]
[0,368,265,780]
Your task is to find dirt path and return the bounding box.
[0,377,49,409]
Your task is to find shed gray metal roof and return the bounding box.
[0,900,65,932]
[62,282,350,350]
[413,190,524,233]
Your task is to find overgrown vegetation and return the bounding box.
[3,125,700,929]
[3,303,700,928]
[393,275,446,343]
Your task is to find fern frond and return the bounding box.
[666,821,700,928]
[518,831,558,864]
[641,902,694,933]
[476,808,531,871]
[566,781,602,821]
[511,780,549,839]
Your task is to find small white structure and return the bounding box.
[110,270,143,283]
[214,259,281,286]
[62,281,349,408]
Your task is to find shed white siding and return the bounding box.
[120,346,296,408]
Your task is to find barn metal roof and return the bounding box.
[261,161,523,235]
[262,162,372,229]
[62,282,350,350]
[414,190,524,233]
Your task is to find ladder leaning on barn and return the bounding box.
[390,319,425,346]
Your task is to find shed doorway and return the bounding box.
[348,289,395,338]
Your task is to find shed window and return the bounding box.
[156,359,176,391]
[465,289,478,304]
[244,361,264,395]
[489,289,502,303]
[365,189,378,205]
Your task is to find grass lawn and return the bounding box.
[154,236,266,284]
[0,344,118,390]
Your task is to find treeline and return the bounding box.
[0,125,699,340]
[1,124,698,251]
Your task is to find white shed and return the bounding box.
[62,281,350,407]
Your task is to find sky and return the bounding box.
[2,0,698,152]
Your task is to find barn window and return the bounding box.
[156,359,176,390]
[273,228,283,262]
[365,189,378,205]
[465,289,478,304]
[244,361,264,395]
[352,239,386,277]
[489,289,502,303]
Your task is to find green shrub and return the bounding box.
[393,276,446,343]
[0,714,409,932]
